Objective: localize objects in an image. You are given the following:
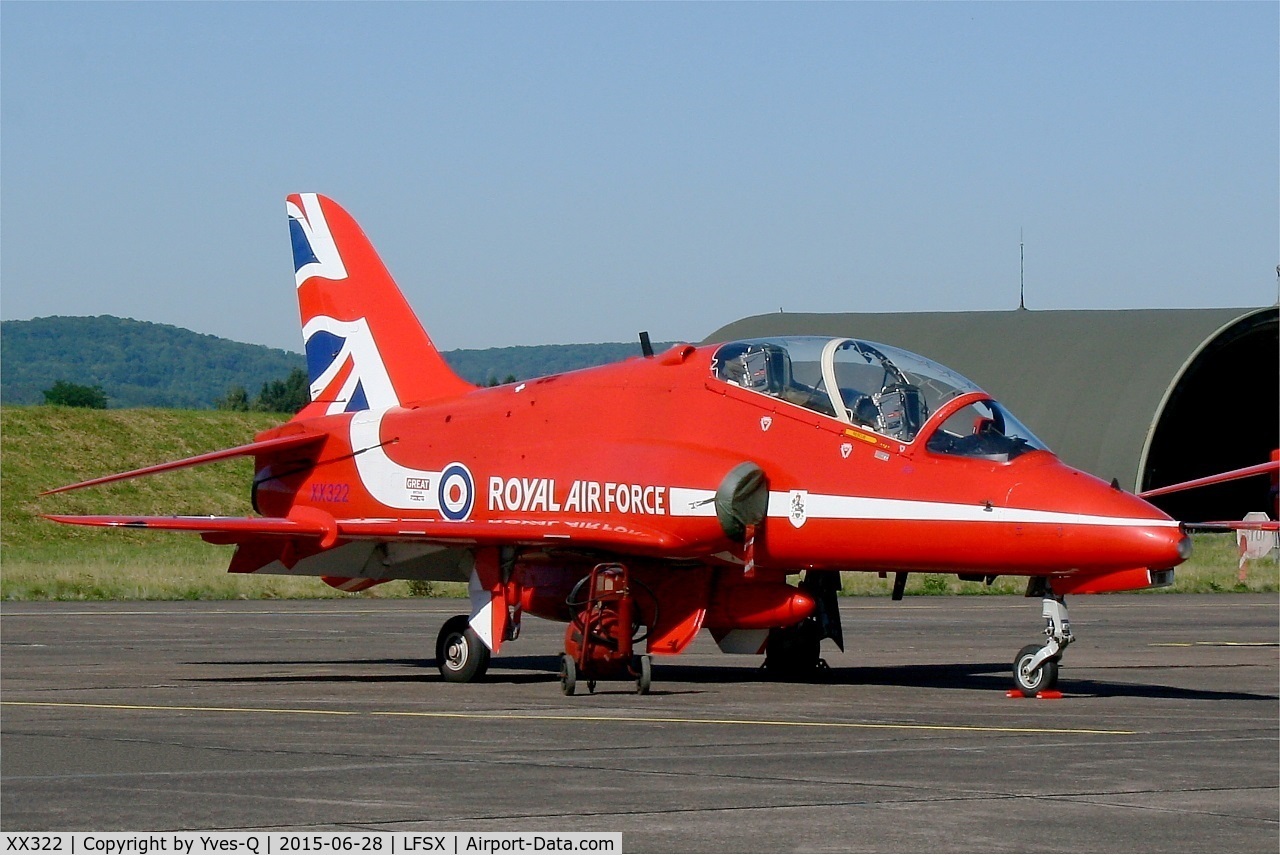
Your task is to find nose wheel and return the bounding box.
[1013,643,1060,695]
[1012,587,1072,697]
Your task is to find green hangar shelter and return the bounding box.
[704,307,1278,524]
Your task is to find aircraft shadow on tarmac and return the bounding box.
[185,656,1277,701]
[186,657,550,686]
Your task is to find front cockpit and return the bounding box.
[711,336,1048,461]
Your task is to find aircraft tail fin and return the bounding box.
[287,193,474,417]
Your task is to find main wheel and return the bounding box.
[763,622,822,679]
[636,654,652,695]
[1013,643,1059,697]
[435,615,490,683]
[560,653,577,696]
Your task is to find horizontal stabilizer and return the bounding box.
[42,514,332,538]
[42,432,324,495]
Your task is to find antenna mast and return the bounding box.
[1018,229,1026,310]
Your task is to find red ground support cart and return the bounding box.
[561,563,652,695]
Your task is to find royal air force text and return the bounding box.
[488,478,665,516]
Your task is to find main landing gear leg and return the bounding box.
[763,571,840,680]
[1012,581,1073,697]
[763,619,826,679]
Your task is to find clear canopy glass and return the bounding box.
[711,336,1049,459]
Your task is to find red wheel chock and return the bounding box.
[1005,689,1064,699]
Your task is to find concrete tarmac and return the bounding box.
[2,595,1276,852]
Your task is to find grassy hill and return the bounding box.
[0,406,368,598]
[2,316,305,408]
[1,315,673,409]
[2,407,1270,600]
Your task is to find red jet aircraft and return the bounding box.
[48,194,1266,697]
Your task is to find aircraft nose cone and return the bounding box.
[1176,533,1193,563]
[1123,520,1190,570]
[1005,464,1190,571]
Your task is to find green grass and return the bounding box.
[0,406,468,600]
[2,405,1273,600]
[1166,533,1279,593]
[836,533,1277,596]
[1,406,346,599]
[3,405,282,540]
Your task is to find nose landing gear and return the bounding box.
[1013,583,1073,697]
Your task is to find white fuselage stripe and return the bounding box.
[774,492,1177,528]
[349,409,443,511]
[668,487,1176,529]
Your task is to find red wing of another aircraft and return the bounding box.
[49,193,1252,698]
[1139,461,1280,533]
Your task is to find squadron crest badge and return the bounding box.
[788,490,808,528]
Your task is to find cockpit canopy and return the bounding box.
[711,336,1048,460]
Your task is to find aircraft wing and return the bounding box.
[1138,461,1280,500]
[335,518,702,552]
[1182,520,1279,533]
[1137,460,1279,532]
[42,513,711,555]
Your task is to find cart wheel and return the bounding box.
[636,654,652,695]
[560,653,577,696]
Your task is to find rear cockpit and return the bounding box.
[711,336,1048,460]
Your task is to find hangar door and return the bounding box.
[1140,308,1278,523]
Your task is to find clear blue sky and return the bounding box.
[2,1,1276,352]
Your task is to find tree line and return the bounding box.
[214,368,310,413]
[10,316,678,411]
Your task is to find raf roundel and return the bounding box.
[437,463,475,522]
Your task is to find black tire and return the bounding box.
[1013,643,1059,697]
[560,653,577,696]
[435,615,490,683]
[637,654,652,695]
[763,622,822,679]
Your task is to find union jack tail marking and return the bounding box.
[287,193,473,417]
